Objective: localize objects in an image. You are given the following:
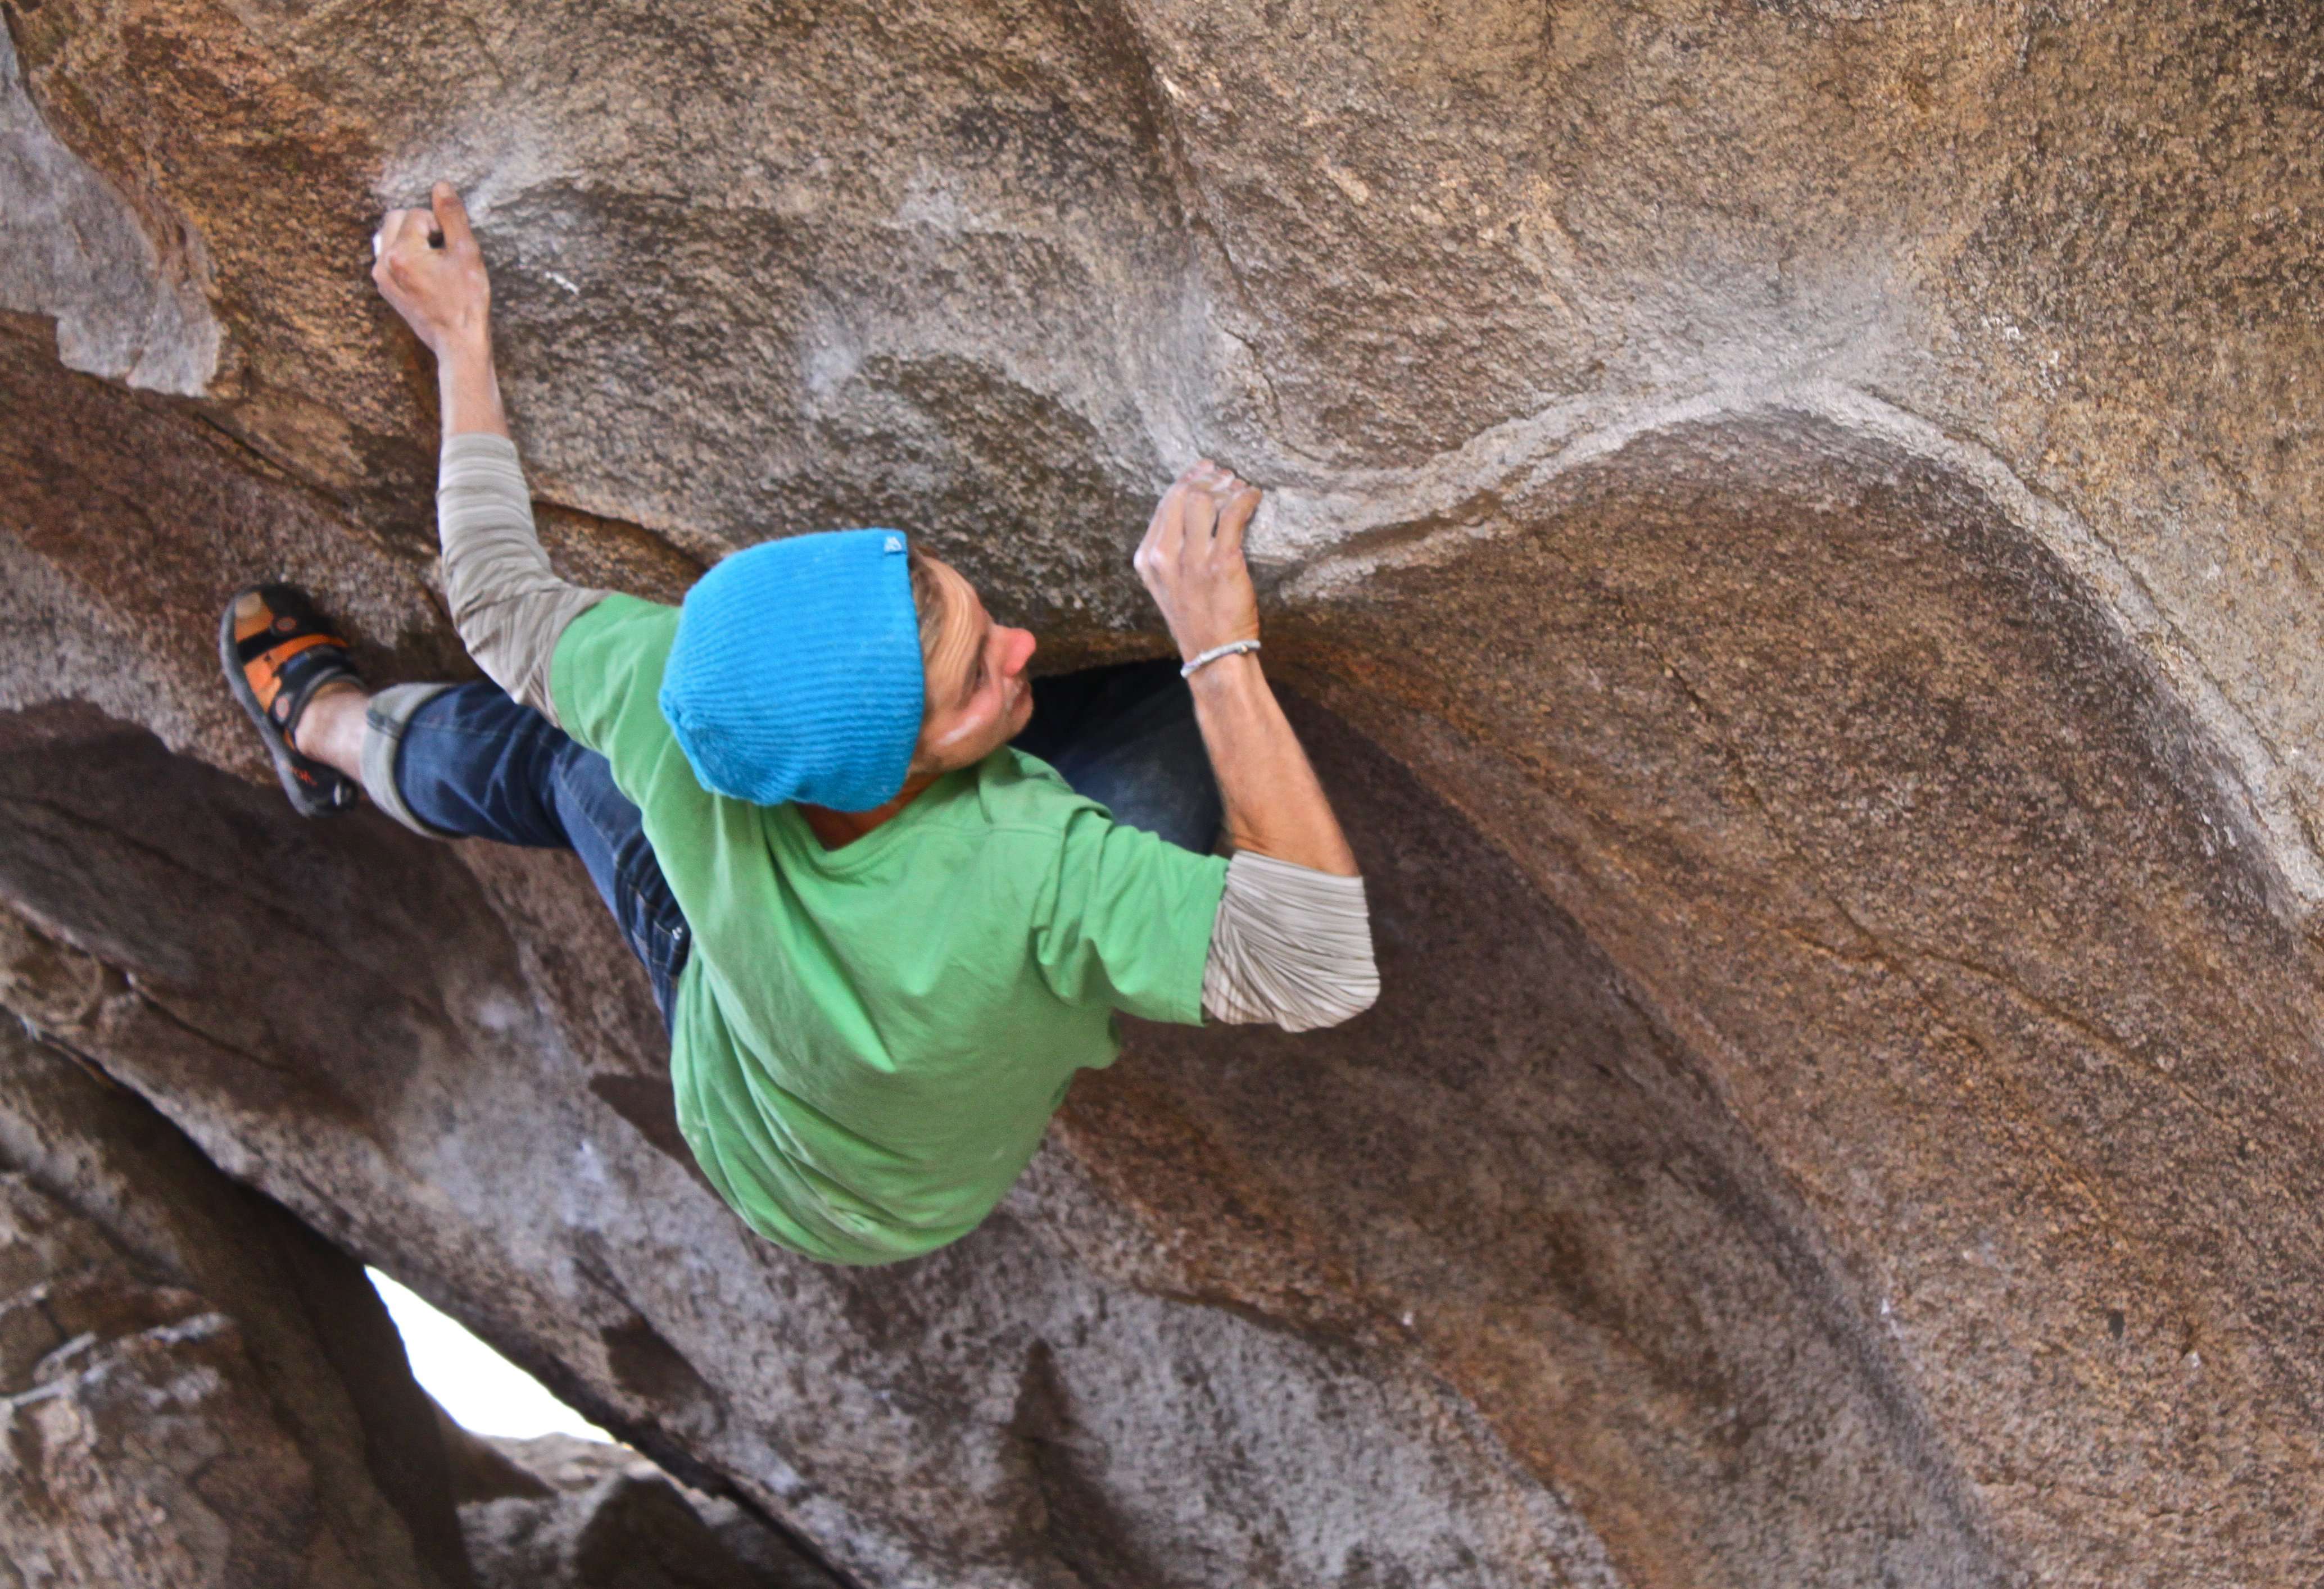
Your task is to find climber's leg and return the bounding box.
[220,587,687,1022]
[1012,658,1223,853]
[370,680,691,1027]
[545,733,692,1027]
[368,680,570,845]
[291,684,372,778]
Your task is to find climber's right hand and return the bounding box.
[371,181,491,360]
[1135,460,1264,662]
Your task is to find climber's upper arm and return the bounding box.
[437,433,608,725]
[1030,807,1229,1024]
[546,595,684,755]
[1200,851,1379,1031]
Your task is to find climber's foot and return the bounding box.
[219,584,364,818]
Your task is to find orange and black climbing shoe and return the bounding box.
[219,584,363,818]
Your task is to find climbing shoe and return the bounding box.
[219,584,363,818]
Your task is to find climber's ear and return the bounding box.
[429,181,475,255]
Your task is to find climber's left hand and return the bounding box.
[1136,460,1264,664]
[371,181,492,361]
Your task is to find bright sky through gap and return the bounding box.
[368,1266,610,1442]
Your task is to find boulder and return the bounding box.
[3,1,2324,1583]
[0,1022,474,1589]
[441,1423,844,1589]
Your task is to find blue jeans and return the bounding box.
[391,659,1221,1029]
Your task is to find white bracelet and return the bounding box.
[1181,639,1262,678]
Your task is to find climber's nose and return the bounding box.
[999,625,1038,679]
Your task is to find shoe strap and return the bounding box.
[260,640,360,743]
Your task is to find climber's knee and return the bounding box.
[369,681,585,848]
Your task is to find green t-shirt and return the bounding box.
[549,596,1229,1265]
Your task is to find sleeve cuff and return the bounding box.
[440,431,523,466]
[1202,851,1378,1030]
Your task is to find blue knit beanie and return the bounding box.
[658,529,924,810]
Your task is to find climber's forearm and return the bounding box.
[373,188,601,720]
[432,341,604,722]
[1190,661,1378,1028]
[1188,653,1359,876]
[436,334,509,441]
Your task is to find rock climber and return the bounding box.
[219,183,1376,1265]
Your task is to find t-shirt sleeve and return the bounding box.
[1030,804,1230,1025]
[548,593,688,793]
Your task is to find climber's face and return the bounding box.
[911,556,1038,775]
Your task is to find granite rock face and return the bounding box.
[4,1,2324,1585]
[443,1426,846,1589]
[0,1022,474,1589]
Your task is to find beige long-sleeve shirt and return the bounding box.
[432,434,1378,1031]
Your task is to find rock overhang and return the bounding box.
[5,0,2324,1583]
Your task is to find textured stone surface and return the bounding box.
[4,1,2324,1584]
[0,1023,474,1589]
[445,1426,845,1589]
[0,25,214,392]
